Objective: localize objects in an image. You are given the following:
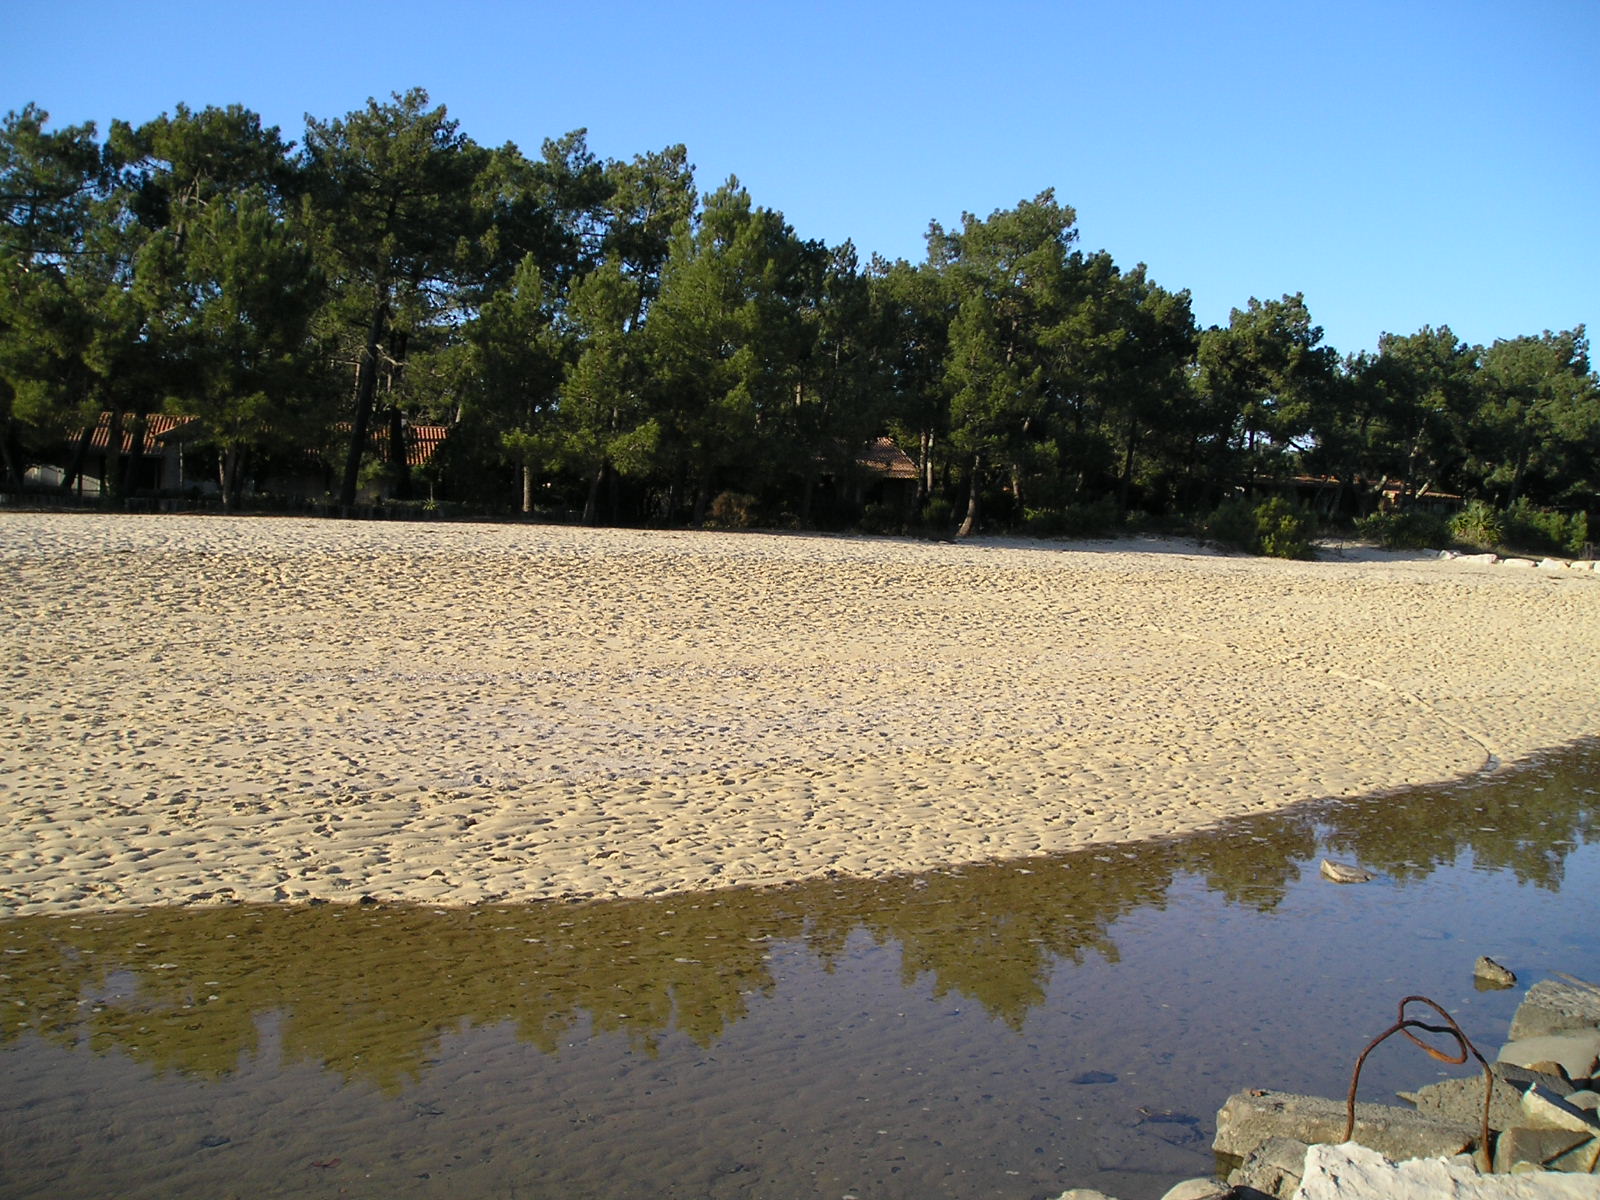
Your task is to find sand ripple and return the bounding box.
[2,513,1596,914]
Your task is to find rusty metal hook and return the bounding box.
[1344,995,1494,1172]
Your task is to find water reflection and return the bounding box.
[3,740,1596,1092]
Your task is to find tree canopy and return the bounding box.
[3,92,1595,534]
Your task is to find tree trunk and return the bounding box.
[956,453,981,538]
[521,463,535,514]
[221,446,240,510]
[1118,417,1140,513]
[582,461,605,525]
[61,426,93,494]
[103,411,124,500]
[122,414,149,497]
[387,405,411,501]
[339,302,389,509]
[0,420,22,490]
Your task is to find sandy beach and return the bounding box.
[1,512,1596,917]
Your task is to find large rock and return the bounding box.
[1521,1084,1600,1135]
[1293,1141,1600,1198]
[1159,1180,1233,1200]
[1409,1072,1526,1131]
[1227,1135,1309,1198]
[1497,1032,1600,1082]
[1213,1090,1478,1162]
[1493,1126,1595,1174]
[1494,1062,1579,1098]
[1509,979,1600,1040]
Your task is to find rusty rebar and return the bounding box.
[1344,994,1493,1172]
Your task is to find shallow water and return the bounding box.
[2,742,1597,1200]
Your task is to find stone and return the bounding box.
[1493,1125,1593,1174]
[1501,558,1538,568]
[1227,1136,1310,1199]
[1458,552,1499,564]
[1159,1179,1233,1200]
[1409,1072,1526,1132]
[1494,1062,1578,1098]
[1498,1032,1600,1082]
[1537,558,1568,571]
[1052,1191,1118,1200]
[1476,956,1518,988]
[1318,859,1373,884]
[1568,1090,1600,1112]
[1509,978,1600,1040]
[1294,1141,1600,1198]
[1213,1090,1477,1162]
[1521,1084,1600,1134]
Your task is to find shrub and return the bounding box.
[1502,500,1589,557]
[1207,497,1315,559]
[856,502,904,535]
[707,491,758,529]
[918,496,955,533]
[1354,509,1453,550]
[1450,500,1504,550]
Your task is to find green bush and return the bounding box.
[1354,509,1453,550]
[855,502,904,535]
[1450,500,1504,550]
[1206,497,1315,559]
[918,496,955,533]
[1502,500,1589,557]
[1022,499,1122,538]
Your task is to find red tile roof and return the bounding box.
[86,413,193,454]
[859,437,918,481]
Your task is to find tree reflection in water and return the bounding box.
[3,739,1595,1091]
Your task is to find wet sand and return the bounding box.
[2,512,1596,916]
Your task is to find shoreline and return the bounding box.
[3,512,1597,917]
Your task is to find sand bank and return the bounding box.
[1,512,1596,916]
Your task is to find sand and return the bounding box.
[1,511,1596,917]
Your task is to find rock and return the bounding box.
[1509,978,1600,1040]
[1408,1073,1526,1131]
[1227,1136,1308,1198]
[1052,1191,1118,1200]
[1494,1062,1577,1097]
[1568,1090,1600,1112]
[1493,1126,1595,1174]
[1318,859,1373,884]
[1071,1070,1118,1084]
[1497,1032,1600,1082]
[1537,558,1568,571]
[1213,1090,1477,1162]
[1521,1084,1600,1134]
[1159,1179,1232,1200]
[1295,1141,1600,1198]
[1567,560,1597,572]
[1501,558,1538,569]
[1476,956,1518,988]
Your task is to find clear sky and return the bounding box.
[8,0,1596,358]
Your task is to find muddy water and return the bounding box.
[2,742,1597,1200]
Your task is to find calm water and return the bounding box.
[2,741,1597,1200]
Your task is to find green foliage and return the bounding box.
[1501,501,1589,557]
[1352,509,1452,550]
[3,94,1597,528]
[1023,498,1122,538]
[1449,500,1504,550]
[1207,497,1315,558]
[918,496,956,534]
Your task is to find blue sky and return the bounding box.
[8,0,1596,358]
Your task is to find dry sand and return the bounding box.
[1,512,1596,916]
